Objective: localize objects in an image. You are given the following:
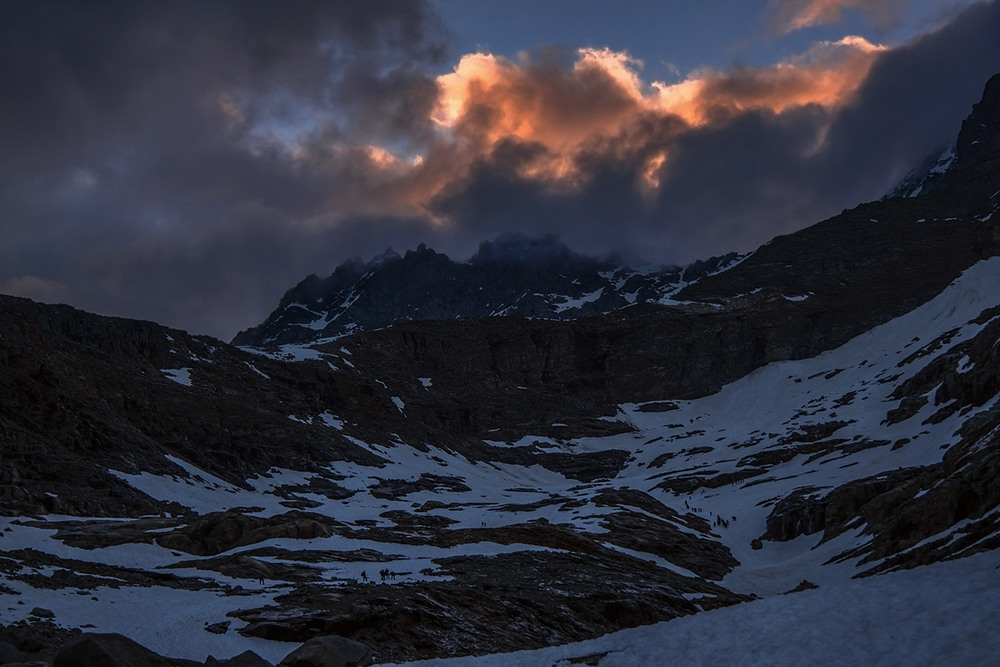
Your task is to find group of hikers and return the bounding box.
[360,568,397,583]
[685,499,736,528]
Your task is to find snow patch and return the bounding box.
[160,368,192,386]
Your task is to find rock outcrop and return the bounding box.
[277,635,373,667]
[232,234,741,347]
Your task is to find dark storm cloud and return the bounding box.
[0,0,448,337]
[429,1,1000,263]
[820,0,1000,184]
[2,0,998,340]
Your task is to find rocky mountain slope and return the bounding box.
[0,73,998,666]
[231,235,741,347]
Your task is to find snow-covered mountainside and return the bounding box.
[884,73,1000,201]
[0,73,998,666]
[231,234,742,347]
[883,144,957,199]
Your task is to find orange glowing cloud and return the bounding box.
[768,0,909,34]
[661,36,886,125]
[427,37,884,190]
[434,49,642,154]
[264,34,889,225]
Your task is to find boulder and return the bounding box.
[52,633,174,667]
[155,511,333,556]
[208,650,274,667]
[0,640,28,664]
[278,636,373,667]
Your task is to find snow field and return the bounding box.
[5,259,1000,663]
[383,550,1000,667]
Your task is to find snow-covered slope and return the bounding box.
[883,144,957,199]
[385,549,1000,667]
[4,257,1000,664]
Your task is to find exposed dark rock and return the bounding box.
[0,547,230,593]
[0,640,28,664]
[783,580,819,594]
[762,487,829,542]
[762,468,926,543]
[234,548,749,663]
[205,621,231,635]
[52,632,176,667]
[635,401,680,413]
[277,635,373,667]
[232,233,743,347]
[155,511,335,557]
[655,468,767,495]
[40,516,187,550]
[369,475,471,500]
[0,619,80,659]
[532,450,630,482]
[0,295,389,518]
[208,650,274,667]
[956,73,1000,169]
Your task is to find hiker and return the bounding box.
[361,570,368,582]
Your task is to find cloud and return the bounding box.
[0,0,448,335]
[403,34,885,215]
[0,276,70,304]
[767,0,910,34]
[417,33,887,252]
[0,0,997,339]
[426,1,999,261]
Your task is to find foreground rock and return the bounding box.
[53,632,181,667]
[277,635,373,667]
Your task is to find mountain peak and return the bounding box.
[956,71,1000,168]
[470,232,572,265]
[231,234,739,346]
[886,71,1000,199]
[370,247,402,267]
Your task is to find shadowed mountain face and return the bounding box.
[1,73,999,665]
[231,234,742,347]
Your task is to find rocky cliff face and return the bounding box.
[956,72,1000,169]
[231,233,741,347]
[884,71,1000,199]
[1,74,999,666]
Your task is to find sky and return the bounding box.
[1,0,998,339]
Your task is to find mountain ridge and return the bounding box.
[231,233,743,347]
[233,74,1000,350]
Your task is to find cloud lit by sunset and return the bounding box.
[0,0,994,338]
[768,0,909,34]
[369,34,888,205]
